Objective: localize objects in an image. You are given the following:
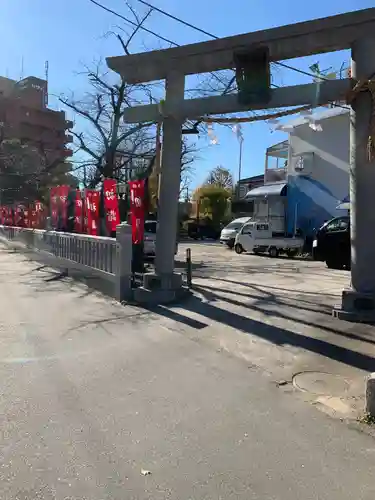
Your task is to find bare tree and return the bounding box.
[59,55,156,188]
[60,4,200,197]
[206,166,233,190]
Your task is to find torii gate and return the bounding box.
[107,8,375,321]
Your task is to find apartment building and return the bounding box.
[0,75,73,163]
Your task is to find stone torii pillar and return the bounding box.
[333,36,375,322]
[146,72,185,293]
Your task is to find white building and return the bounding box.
[245,107,350,237]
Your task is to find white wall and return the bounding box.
[289,112,349,199]
[286,110,349,235]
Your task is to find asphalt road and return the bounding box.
[174,242,374,413]
[176,240,342,278]
[1,245,375,499]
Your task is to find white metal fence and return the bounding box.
[0,225,132,301]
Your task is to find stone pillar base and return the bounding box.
[333,288,375,324]
[143,271,182,291]
[133,272,188,305]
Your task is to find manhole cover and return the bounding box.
[292,371,350,397]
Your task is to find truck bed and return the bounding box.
[254,237,303,249]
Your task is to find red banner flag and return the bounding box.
[58,185,70,230]
[3,207,10,226]
[18,205,27,228]
[14,206,22,227]
[128,179,146,244]
[0,207,6,225]
[103,179,120,234]
[29,204,38,229]
[85,190,100,236]
[9,207,14,226]
[74,190,83,233]
[34,201,45,229]
[83,197,88,234]
[50,187,59,229]
[23,208,29,228]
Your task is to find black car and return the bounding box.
[187,221,221,240]
[312,216,350,270]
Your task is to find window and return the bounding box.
[242,225,252,235]
[325,217,349,232]
[144,221,157,234]
[256,223,269,231]
[295,156,304,171]
[226,222,244,231]
[293,152,314,174]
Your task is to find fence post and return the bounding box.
[115,223,133,302]
[186,247,192,288]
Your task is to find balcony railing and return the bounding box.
[264,167,287,183]
[265,139,289,184]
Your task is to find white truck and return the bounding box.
[219,216,252,249]
[234,221,304,258]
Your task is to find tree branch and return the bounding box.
[60,96,109,150]
[71,131,102,161]
[121,4,153,54]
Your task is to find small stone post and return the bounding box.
[115,223,133,302]
[365,373,375,417]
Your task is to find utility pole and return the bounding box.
[237,136,243,200]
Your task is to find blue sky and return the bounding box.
[1,0,374,188]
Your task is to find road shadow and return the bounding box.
[193,283,375,347]
[62,311,152,337]
[146,304,208,330]
[174,259,207,271]
[151,290,375,373]
[203,277,342,298]
[194,281,334,316]
[187,265,306,283]
[242,252,313,263]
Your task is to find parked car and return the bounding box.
[187,220,221,240]
[312,215,350,269]
[143,220,178,257]
[220,217,252,249]
[234,221,303,257]
[144,220,157,256]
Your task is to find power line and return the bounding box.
[88,0,178,47]
[133,0,334,83]
[133,0,352,112]
[88,0,233,93]
[132,2,351,113]
[136,0,217,40]
[88,0,346,114]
